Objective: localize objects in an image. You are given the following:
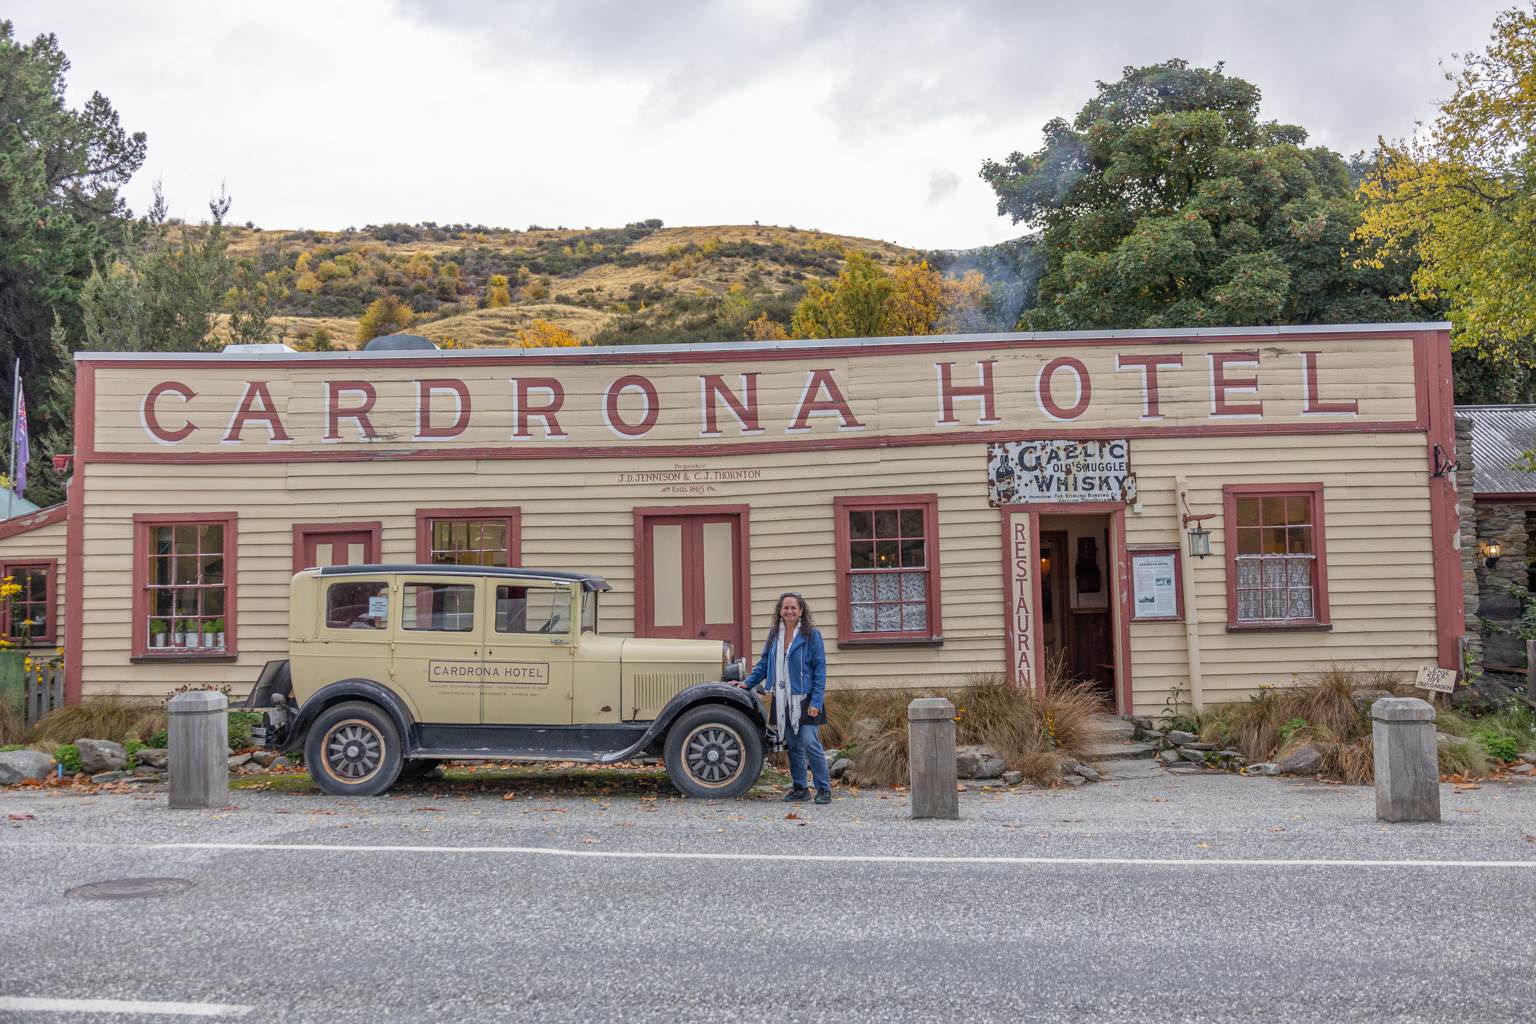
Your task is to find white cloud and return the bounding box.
[9,0,1509,249]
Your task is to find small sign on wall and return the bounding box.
[1414,665,1457,694]
[1130,549,1182,621]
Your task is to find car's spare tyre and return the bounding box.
[663,704,763,799]
[305,700,404,797]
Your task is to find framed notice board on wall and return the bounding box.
[1130,548,1183,622]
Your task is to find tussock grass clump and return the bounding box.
[823,660,1110,787]
[1218,664,1402,766]
[0,700,24,746]
[29,699,162,745]
[1438,736,1492,778]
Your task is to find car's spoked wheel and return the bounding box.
[683,723,744,788]
[323,719,385,784]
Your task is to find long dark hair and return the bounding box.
[768,591,815,635]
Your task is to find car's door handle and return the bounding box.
[698,630,707,637]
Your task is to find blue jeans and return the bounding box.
[787,723,830,793]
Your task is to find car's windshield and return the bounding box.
[581,589,597,633]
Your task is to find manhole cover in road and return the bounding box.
[65,878,195,901]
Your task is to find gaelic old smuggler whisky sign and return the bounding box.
[987,439,1131,506]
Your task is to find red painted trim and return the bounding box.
[1112,510,1133,715]
[831,494,943,644]
[1008,500,1127,515]
[130,511,239,658]
[64,363,93,703]
[291,521,383,574]
[1421,330,1463,669]
[89,418,1426,466]
[1472,492,1536,504]
[413,507,522,564]
[1221,482,1330,628]
[73,328,1434,370]
[0,503,67,543]
[1128,546,1184,623]
[0,557,59,646]
[632,504,752,657]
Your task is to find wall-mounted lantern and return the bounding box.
[1479,540,1502,568]
[1184,513,1215,559]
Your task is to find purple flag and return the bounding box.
[12,371,28,497]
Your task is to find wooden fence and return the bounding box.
[24,664,64,727]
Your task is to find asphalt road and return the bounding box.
[2,767,1534,1024]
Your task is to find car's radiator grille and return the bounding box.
[633,671,710,712]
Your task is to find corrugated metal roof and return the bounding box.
[1461,405,1536,495]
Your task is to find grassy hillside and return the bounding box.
[214,220,924,349]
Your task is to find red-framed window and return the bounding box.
[832,494,943,643]
[1,560,57,645]
[1222,483,1330,628]
[415,507,521,567]
[132,512,238,657]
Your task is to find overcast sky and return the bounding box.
[13,1,1512,250]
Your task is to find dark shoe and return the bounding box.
[783,787,810,802]
[814,789,831,805]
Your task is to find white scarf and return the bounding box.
[773,622,799,737]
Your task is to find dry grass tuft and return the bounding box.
[826,661,1110,787]
[29,699,162,745]
[1318,734,1376,785]
[1437,736,1491,778]
[0,699,25,745]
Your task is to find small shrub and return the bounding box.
[1434,709,1476,738]
[54,743,82,774]
[123,739,143,771]
[0,742,25,752]
[147,727,168,749]
[1277,717,1309,748]
[228,711,262,750]
[1438,736,1491,778]
[1476,731,1519,762]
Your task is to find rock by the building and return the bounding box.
[955,745,1005,780]
[227,753,252,769]
[0,749,54,785]
[251,750,279,767]
[134,748,168,770]
[1277,743,1324,776]
[1072,763,1101,783]
[1179,747,1209,764]
[1511,763,1533,775]
[830,758,853,780]
[1181,742,1217,752]
[1059,774,1086,787]
[1245,762,1281,776]
[132,765,162,779]
[1156,749,1184,766]
[75,739,126,775]
[1002,770,1024,785]
[1166,730,1200,746]
[1350,688,1392,709]
[270,756,292,770]
[89,770,130,783]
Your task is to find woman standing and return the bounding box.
[741,591,830,804]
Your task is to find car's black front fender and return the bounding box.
[285,679,417,754]
[598,682,768,763]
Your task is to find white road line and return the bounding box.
[141,841,1536,869]
[0,996,251,1017]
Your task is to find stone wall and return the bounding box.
[1458,415,1482,673]
[1474,501,1536,671]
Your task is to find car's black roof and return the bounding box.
[313,564,612,591]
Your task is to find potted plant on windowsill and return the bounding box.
[150,619,169,649]
[173,621,191,648]
[201,620,219,649]
[210,618,225,649]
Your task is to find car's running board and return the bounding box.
[410,723,653,764]
[407,748,651,764]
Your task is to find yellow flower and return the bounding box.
[22,658,32,670]
[20,618,33,627]
[56,646,64,656]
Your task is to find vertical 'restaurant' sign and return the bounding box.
[1004,509,1038,689]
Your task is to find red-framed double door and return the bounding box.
[633,505,750,657]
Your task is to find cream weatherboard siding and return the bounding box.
[67,324,1458,715]
[0,509,66,650]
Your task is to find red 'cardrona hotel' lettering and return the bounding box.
[139,351,1360,444]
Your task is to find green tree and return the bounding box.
[790,251,894,338]
[80,185,242,353]
[1355,4,1536,398]
[0,20,145,503]
[980,60,1428,331]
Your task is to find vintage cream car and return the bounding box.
[243,565,765,798]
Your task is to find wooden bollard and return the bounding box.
[908,697,959,820]
[168,690,229,809]
[1371,696,1440,823]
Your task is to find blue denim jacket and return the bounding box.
[743,626,827,713]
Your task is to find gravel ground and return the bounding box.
[1,767,1533,1024]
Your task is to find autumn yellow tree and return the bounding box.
[516,319,582,347]
[1355,4,1536,367]
[790,251,995,339]
[743,312,789,340]
[356,295,415,342]
[483,273,512,308]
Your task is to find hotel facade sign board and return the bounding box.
[90,334,1412,458]
[987,439,1130,506]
